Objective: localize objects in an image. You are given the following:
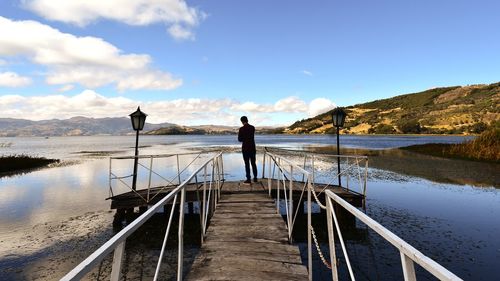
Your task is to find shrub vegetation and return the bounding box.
[402,127,500,162]
[0,155,59,174]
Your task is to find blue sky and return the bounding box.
[0,0,499,126]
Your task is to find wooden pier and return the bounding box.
[186,181,308,280]
[63,152,461,281]
[108,179,363,280]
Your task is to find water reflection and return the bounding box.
[367,148,500,188]
[303,145,500,188]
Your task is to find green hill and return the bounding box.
[285,82,500,135]
[145,125,206,135]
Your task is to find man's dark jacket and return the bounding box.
[238,124,256,152]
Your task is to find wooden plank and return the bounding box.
[185,189,308,280]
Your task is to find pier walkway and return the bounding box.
[186,181,308,280]
[62,150,462,281]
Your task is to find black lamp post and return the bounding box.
[331,107,347,187]
[129,106,147,191]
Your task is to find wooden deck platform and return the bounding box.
[185,181,309,280]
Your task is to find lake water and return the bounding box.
[0,134,498,280]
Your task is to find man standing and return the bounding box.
[238,116,258,183]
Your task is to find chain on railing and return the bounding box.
[264,149,462,281]
[311,225,332,269]
[61,152,224,281]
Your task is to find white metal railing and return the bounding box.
[262,150,462,281]
[263,151,312,243]
[264,147,368,197]
[324,190,463,281]
[61,152,223,281]
[108,152,208,202]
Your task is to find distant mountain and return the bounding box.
[0,116,280,137]
[189,125,239,134]
[146,125,207,135]
[0,117,175,137]
[285,82,500,135]
[146,125,281,135]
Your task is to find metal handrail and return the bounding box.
[324,190,463,281]
[264,147,368,197]
[264,152,311,243]
[110,152,204,160]
[108,152,206,202]
[62,152,223,281]
[265,151,462,280]
[263,151,314,279]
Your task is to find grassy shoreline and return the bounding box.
[401,128,500,162]
[0,155,59,176]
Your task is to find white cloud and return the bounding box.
[168,24,194,41]
[274,96,307,112]
[23,0,205,40]
[57,84,74,92]
[0,16,182,91]
[302,70,313,76]
[231,96,307,113]
[232,101,265,112]
[0,71,32,87]
[116,71,182,91]
[308,98,336,117]
[0,91,317,126]
[0,94,25,106]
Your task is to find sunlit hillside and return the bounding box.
[286,82,500,135]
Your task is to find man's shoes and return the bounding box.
[253,178,258,183]
[243,179,251,184]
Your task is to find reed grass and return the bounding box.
[0,155,59,174]
[402,128,500,162]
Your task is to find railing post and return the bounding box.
[110,241,125,281]
[401,252,417,281]
[147,155,153,203]
[215,157,220,203]
[312,156,315,185]
[202,167,207,236]
[262,152,266,179]
[196,174,204,244]
[154,194,178,281]
[302,154,306,182]
[277,163,281,214]
[177,187,186,281]
[221,155,225,182]
[307,179,313,281]
[218,155,222,200]
[210,161,215,217]
[109,157,113,197]
[268,154,271,196]
[346,157,349,191]
[289,165,293,242]
[176,154,181,185]
[364,159,368,197]
[326,197,339,281]
[355,158,362,194]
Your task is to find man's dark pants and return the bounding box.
[243,151,257,180]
